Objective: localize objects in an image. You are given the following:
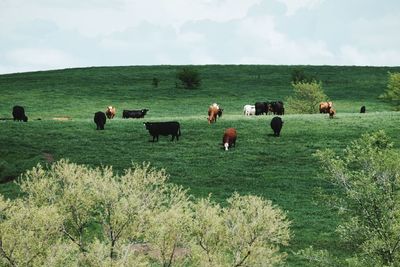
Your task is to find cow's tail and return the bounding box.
[178,127,181,136]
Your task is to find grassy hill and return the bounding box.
[1,65,399,265]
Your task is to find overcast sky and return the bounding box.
[1,0,399,74]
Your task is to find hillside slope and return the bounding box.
[1,65,399,265]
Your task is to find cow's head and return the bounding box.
[23,116,28,122]
[224,142,229,151]
[217,108,223,117]
[142,109,149,115]
[144,122,149,129]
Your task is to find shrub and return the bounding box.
[286,81,328,114]
[0,160,291,266]
[380,72,400,109]
[176,67,201,89]
[315,131,400,266]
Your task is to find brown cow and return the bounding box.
[222,128,237,151]
[329,108,336,118]
[106,106,116,119]
[319,101,332,113]
[207,103,223,124]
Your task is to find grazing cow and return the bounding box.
[360,106,366,113]
[255,102,269,115]
[270,116,283,137]
[222,128,237,151]
[144,121,181,142]
[269,101,284,115]
[105,106,116,119]
[94,111,106,130]
[208,104,223,124]
[123,109,149,119]
[243,105,256,116]
[329,108,336,118]
[319,101,333,113]
[12,106,28,122]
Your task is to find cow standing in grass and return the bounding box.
[123,109,149,119]
[94,112,106,130]
[222,128,237,151]
[12,106,28,122]
[208,103,223,124]
[106,106,116,119]
[270,116,283,137]
[360,106,366,113]
[269,101,284,115]
[243,105,256,116]
[144,121,181,142]
[319,101,332,113]
[255,102,269,115]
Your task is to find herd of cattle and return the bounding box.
[10,101,367,151]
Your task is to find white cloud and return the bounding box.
[0,0,399,73]
[276,0,324,16]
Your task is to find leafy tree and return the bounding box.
[315,131,400,266]
[191,194,290,266]
[286,81,328,114]
[381,72,400,109]
[176,67,201,89]
[0,160,290,266]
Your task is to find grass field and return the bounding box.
[1,65,400,265]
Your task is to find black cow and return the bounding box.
[270,116,283,137]
[144,121,181,142]
[360,106,366,113]
[269,101,284,115]
[123,109,149,119]
[255,102,269,115]
[12,106,28,122]
[94,111,106,130]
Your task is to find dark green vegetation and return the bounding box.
[1,65,400,265]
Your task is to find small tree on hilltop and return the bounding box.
[177,67,201,89]
[286,81,328,114]
[315,131,400,266]
[380,72,400,109]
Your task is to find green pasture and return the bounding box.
[1,65,400,265]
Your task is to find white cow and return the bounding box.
[243,105,255,116]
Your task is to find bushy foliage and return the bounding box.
[286,81,328,114]
[191,195,290,266]
[381,72,400,109]
[176,67,201,89]
[315,131,400,266]
[0,160,290,266]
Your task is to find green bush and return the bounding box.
[0,160,290,267]
[176,67,201,89]
[286,81,328,114]
[380,72,400,109]
[315,131,400,266]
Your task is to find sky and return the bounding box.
[0,0,399,74]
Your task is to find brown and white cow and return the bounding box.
[106,106,116,119]
[208,103,223,124]
[319,102,332,113]
[222,128,237,151]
